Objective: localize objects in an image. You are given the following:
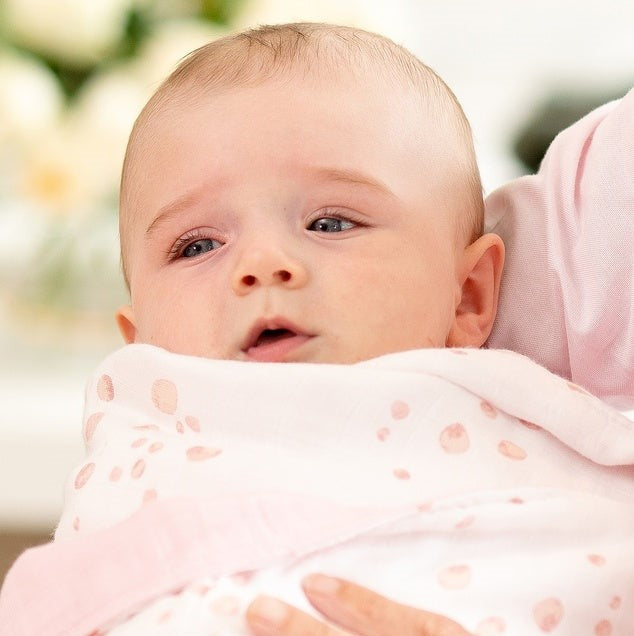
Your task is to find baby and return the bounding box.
[1,23,632,636]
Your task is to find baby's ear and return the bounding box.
[115,305,137,344]
[446,233,505,348]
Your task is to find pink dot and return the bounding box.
[437,564,471,589]
[185,415,200,432]
[393,468,411,480]
[131,438,147,448]
[143,489,157,504]
[377,426,390,441]
[390,400,410,420]
[417,501,433,512]
[109,466,122,482]
[176,420,184,434]
[74,463,95,489]
[186,446,222,461]
[498,440,527,460]
[84,412,104,442]
[509,497,524,504]
[455,515,476,530]
[148,441,164,453]
[475,616,506,635]
[480,400,497,418]
[97,375,114,401]
[587,554,606,566]
[131,458,146,479]
[73,517,80,531]
[151,378,178,414]
[533,598,564,632]
[594,619,612,636]
[519,418,542,431]
[609,596,621,610]
[439,423,470,453]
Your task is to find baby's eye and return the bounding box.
[182,238,222,258]
[308,217,355,233]
[169,230,224,260]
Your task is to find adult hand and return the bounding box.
[246,573,471,635]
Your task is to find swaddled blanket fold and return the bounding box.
[1,345,633,635]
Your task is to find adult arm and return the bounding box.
[485,88,634,408]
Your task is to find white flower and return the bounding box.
[70,65,150,199]
[3,0,132,66]
[14,124,99,217]
[0,50,64,147]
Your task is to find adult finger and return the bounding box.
[246,594,348,636]
[300,574,471,636]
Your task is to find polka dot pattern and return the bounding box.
[533,598,564,632]
[97,375,114,401]
[439,423,469,453]
[84,412,104,442]
[60,347,632,634]
[186,446,222,462]
[390,400,410,420]
[131,459,146,479]
[74,463,95,489]
[185,416,200,432]
[392,468,410,480]
[151,379,178,414]
[595,619,612,635]
[480,400,497,418]
[587,554,606,566]
[497,440,527,460]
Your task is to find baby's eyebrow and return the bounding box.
[312,167,397,199]
[146,188,203,237]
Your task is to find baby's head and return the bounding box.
[116,23,504,363]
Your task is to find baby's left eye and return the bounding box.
[308,217,355,233]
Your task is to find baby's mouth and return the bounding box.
[253,328,296,347]
[242,320,312,362]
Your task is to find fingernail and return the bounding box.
[302,573,341,596]
[249,595,288,628]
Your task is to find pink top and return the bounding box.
[486,88,634,408]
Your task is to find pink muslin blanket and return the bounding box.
[1,345,633,635]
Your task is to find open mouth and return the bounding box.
[253,328,296,347]
[243,320,311,362]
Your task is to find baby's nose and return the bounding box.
[231,248,308,295]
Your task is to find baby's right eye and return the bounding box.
[182,238,222,258]
[169,230,224,260]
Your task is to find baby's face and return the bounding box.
[119,74,471,363]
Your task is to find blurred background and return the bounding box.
[0,0,632,582]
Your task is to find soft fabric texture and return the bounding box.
[1,344,632,635]
[486,88,634,408]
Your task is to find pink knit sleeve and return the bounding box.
[485,88,634,408]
